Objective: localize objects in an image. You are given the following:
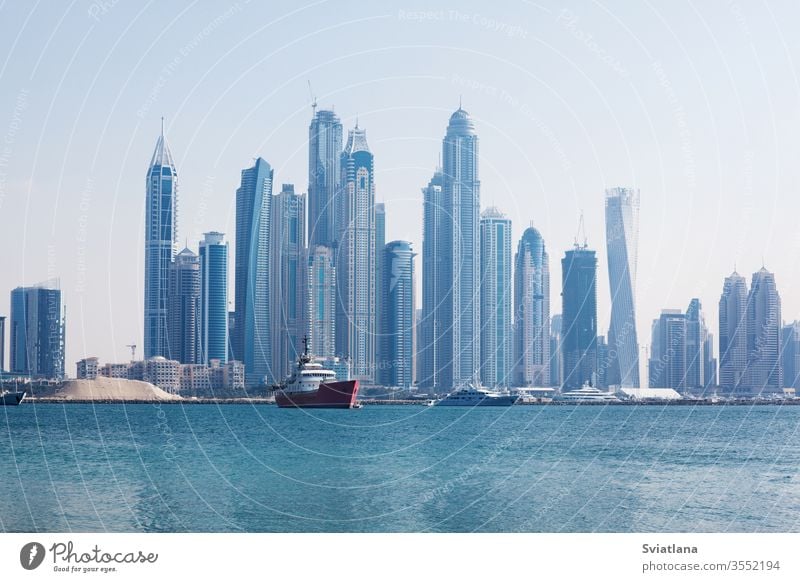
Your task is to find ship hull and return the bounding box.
[0,391,25,406]
[275,380,359,409]
[435,395,519,407]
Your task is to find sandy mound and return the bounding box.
[56,377,181,401]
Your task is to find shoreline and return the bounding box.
[16,397,800,406]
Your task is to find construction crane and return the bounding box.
[307,80,317,115]
[125,343,137,361]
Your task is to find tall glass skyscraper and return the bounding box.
[199,231,228,364]
[0,315,6,372]
[10,281,64,379]
[440,107,481,390]
[648,309,686,390]
[744,268,782,395]
[418,169,444,390]
[234,157,273,386]
[781,321,800,390]
[684,298,708,390]
[719,270,748,393]
[167,247,200,364]
[561,244,597,389]
[336,125,376,383]
[379,240,416,388]
[704,332,717,389]
[549,314,563,387]
[271,184,306,380]
[605,187,640,388]
[308,109,343,249]
[479,207,512,387]
[307,108,342,365]
[307,245,336,358]
[374,202,386,368]
[144,121,177,358]
[513,226,550,387]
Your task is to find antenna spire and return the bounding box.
[575,211,587,248]
[459,95,462,109]
[161,116,165,137]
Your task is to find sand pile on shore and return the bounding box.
[56,377,181,401]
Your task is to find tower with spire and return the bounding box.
[144,119,177,359]
[561,238,598,389]
[335,123,376,382]
[436,104,481,390]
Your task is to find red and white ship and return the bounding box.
[273,340,359,409]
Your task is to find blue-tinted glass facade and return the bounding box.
[480,208,512,387]
[561,246,598,389]
[272,184,306,380]
[200,232,228,364]
[234,158,273,386]
[513,226,550,387]
[144,125,177,358]
[9,283,64,379]
[379,240,415,387]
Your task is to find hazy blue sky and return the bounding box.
[1,0,799,378]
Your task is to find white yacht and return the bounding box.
[435,381,519,407]
[556,382,619,403]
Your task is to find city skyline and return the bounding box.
[3,2,800,376]
[1,107,795,393]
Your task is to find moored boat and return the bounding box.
[555,382,618,403]
[434,381,519,407]
[272,339,359,409]
[0,390,25,406]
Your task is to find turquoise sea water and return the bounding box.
[1,403,799,532]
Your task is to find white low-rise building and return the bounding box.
[76,357,99,380]
[618,387,682,401]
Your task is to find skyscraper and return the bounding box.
[0,315,5,372]
[596,335,610,388]
[744,268,782,394]
[561,244,597,389]
[199,231,228,364]
[549,314,563,387]
[439,107,481,390]
[308,109,343,249]
[480,207,512,387]
[648,309,686,390]
[144,121,177,358]
[336,125,376,383]
[781,321,800,390]
[605,187,640,388]
[9,281,65,379]
[374,202,386,368]
[379,240,416,388]
[513,226,550,387]
[167,247,200,364]
[703,332,717,389]
[684,298,707,391]
[271,184,306,379]
[418,169,444,390]
[307,245,336,358]
[234,157,273,386]
[718,271,748,393]
[306,107,341,365]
